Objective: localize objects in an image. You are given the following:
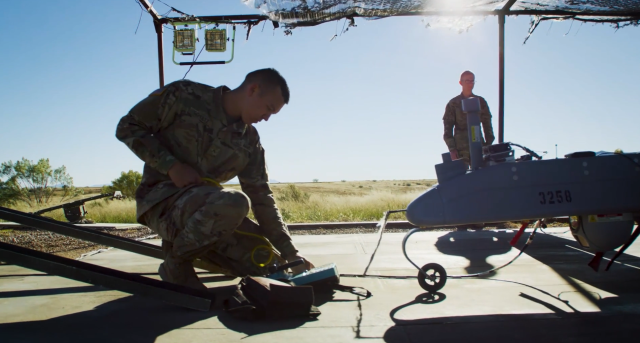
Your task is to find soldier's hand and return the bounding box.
[167,162,203,188]
[450,149,459,160]
[287,254,315,275]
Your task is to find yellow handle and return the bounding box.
[235,229,276,267]
[250,245,275,267]
[201,177,222,188]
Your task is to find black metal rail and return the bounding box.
[0,206,224,272]
[32,193,119,216]
[0,241,215,311]
[0,206,163,259]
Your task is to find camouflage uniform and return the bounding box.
[443,93,494,231]
[442,93,495,165]
[115,80,297,276]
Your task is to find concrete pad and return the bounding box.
[1,227,640,342]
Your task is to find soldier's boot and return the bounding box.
[158,240,207,291]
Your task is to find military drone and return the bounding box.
[403,97,640,291]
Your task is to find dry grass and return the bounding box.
[2,179,436,224]
[229,179,435,222]
[264,179,436,196]
[6,198,137,223]
[274,189,425,222]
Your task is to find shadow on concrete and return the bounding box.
[0,285,105,298]
[434,229,640,309]
[217,312,314,337]
[0,294,222,343]
[383,230,640,342]
[434,230,514,276]
[216,285,349,337]
[389,292,447,325]
[383,310,640,343]
[513,230,640,312]
[0,278,346,342]
[217,279,377,338]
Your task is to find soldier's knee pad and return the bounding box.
[206,189,250,221]
[227,190,250,216]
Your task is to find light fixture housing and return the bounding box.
[174,29,196,53]
[205,29,227,52]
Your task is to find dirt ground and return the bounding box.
[0,226,155,260]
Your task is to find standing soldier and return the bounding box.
[442,71,495,231]
[116,68,314,290]
[442,70,495,167]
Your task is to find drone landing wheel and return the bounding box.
[417,263,447,292]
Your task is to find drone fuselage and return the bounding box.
[406,152,640,227]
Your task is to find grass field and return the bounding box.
[4,179,436,224]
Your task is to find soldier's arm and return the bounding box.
[237,139,298,260]
[115,86,179,175]
[479,98,495,146]
[443,101,457,151]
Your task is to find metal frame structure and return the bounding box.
[137,0,639,143]
[137,0,268,88]
[0,206,218,310]
[1,206,163,258]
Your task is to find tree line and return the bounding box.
[0,157,141,208]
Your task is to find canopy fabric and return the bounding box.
[241,0,640,27]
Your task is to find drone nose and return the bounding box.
[406,187,445,226]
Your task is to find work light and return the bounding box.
[205,29,227,52]
[174,29,196,53]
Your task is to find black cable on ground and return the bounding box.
[361,209,406,276]
[403,226,538,280]
[341,212,540,281]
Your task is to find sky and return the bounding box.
[0,1,639,187]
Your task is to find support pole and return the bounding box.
[154,21,165,88]
[139,0,165,88]
[498,14,505,143]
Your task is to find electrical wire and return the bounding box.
[135,6,143,34]
[155,0,192,18]
[341,211,540,284]
[134,0,155,34]
[404,225,539,280]
[133,0,146,12]
[182,44,206,79]
[508,142,543,160]
[361,209,406,276]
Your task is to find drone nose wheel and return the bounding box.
[417,263,447,292]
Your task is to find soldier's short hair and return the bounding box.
[242,68,290,104]
[460,70,474,80]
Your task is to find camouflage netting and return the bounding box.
[241,0,640,33]
[242,0,506,25]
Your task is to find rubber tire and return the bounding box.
[417,263,447,292]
